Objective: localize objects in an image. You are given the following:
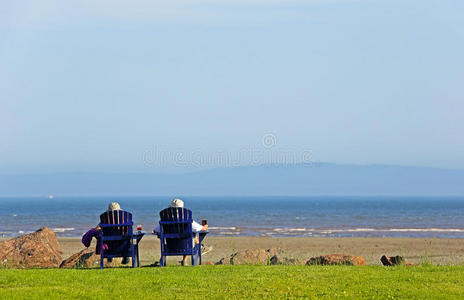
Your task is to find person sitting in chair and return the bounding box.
[82,202,130,264]
[154,198,210,266]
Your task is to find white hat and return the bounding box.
[107,202,121,211]
[170,198,184,208]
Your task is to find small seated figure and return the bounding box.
[154,198,210,266]
[82,202,130,265]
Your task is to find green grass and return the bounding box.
[1,265,464,299]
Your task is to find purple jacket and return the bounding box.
[82,228,108,254]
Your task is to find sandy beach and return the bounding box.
[56,236,464,266]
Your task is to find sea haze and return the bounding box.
[1,163,464,196]
[1,196,464,238]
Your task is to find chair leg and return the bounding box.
[136,245,140,267]
[100,239,104,269]
[130,240,136,268]
[160,256,165,267]
[191,254,196,266]
[159,237,165,267]
[194,245,200,266]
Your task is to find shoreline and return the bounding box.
[5,226,464,239]
[55,236,464,266]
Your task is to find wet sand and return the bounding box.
[57,236,464,266]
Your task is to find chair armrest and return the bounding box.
[198,231,208,244]
[158,221,192,224]
[161,233,194,238]
[99,222,133,228]
[101,235,131,241]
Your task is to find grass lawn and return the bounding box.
[1,265,464,299]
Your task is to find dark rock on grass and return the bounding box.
[269,254,280,265]
[381,255,415,266]
[380,255,403,266]
[215,257,230,265]
[60,248,96,268]
[0,227,62,268]
[306,254,366,266]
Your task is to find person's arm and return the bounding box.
[192,220,208,232]
[154,223,160,234]
[81,227,99,248]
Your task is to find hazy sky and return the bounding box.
[0,0,463,173]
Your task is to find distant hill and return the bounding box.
[1,163,464,196]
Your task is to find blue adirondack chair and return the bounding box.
[157,207,208,266]
[99,210,137,269]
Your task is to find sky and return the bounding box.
[0,0,463,174]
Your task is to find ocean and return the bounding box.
[1,196,464,238]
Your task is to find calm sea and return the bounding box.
[1,196,464,238]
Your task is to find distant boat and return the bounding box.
[48,195,54,199]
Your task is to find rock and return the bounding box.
[269,254,281,265]
[216,247,282,265]
[380,255,403,266]
[381,255,414,266]
[215,248,307,266]
[232,247,281,265]
[306,254,366,266]
[60,248,97,268]
[60,249,125,268]
[0,227,62,268]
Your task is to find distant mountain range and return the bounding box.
[1,163,464,196]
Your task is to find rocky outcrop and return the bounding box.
[60,248,97,268]
[216,247,282,265]
[381,255,414,266]
[306,254,366,266]
[0,227,62,268]
[60,248,127,268]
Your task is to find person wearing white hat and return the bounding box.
[170,198,184,209]
[154,198,206,233]
[107,202,121,211]
[154,198,210,265]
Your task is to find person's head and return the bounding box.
[170,198,184,208]
[107,202,121,211]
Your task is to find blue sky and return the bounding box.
[0,0,463,173]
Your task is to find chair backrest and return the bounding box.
[99,210,133,236]
[159,207,193,253]
[159,207,193,235]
